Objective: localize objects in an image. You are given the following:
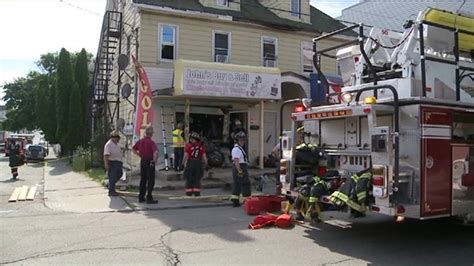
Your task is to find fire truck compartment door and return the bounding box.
[345,117,359,146]
[421,108,452,218]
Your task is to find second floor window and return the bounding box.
[302,42,313,72]
[213,31,230,63]
[262,37,277,67]
[160,25,177,60]
[216,0,228,6]
[291,0,301,18]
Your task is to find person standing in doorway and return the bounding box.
[132,127,159,204]
[172,122,185,172]
[182,132,208,196]
[103,131,123,196]
[230,131,251,207]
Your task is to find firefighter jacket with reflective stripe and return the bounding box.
[172,129,185,148]
[329,172,371,212]
[309,178,328,203]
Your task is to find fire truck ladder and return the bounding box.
[92,11,123,135]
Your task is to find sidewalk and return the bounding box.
[44,162,132,213]
[44,162,276,213]
[125,166,277,191]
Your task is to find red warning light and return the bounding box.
[294,104,305,113]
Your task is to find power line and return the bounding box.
[59,0,103,17]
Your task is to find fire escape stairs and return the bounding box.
[92,11,123,118]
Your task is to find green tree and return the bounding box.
[2,72,41,131]
[35,76,54,141]
[56,48,74,151]
[74,48,90,145]
[67,82,83,150]
[45,81,58,143]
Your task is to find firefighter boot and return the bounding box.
[295,211,305,222]
[309,204,323,224]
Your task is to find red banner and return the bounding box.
[131,55,154,140]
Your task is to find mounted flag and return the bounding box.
[131,55,154,142]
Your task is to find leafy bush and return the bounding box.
[72,146,92,171]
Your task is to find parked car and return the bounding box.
[26,145,45,162]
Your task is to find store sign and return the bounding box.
[180,67,281,100]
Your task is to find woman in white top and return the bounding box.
[230,131,251,207]
[103,131,123,196]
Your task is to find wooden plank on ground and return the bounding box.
[8,187,22,202]
[26,186,37,201]
[17,186,29,201]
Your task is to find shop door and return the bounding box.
[264,112,277,156]
[229,112,248,138]
[421,107,452,218]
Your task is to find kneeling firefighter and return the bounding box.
[329,169,372,216]
[182,132,209,196]
[294,175,327,222]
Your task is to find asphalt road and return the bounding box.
[1,155,474,265]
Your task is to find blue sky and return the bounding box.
[0,0,358,105]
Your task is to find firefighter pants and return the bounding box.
[294,185,311,211]
[174,147,184,171]
[139,159,155,200]
[231,164,251,205]
[184,160,203,196]
[11,167,18,179]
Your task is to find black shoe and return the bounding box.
[146,198,158,204]
[231,199,241,207]
[108,191,120,196]
[138,197,146,203]
[295,213,305,222]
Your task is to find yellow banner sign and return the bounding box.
[304,109,353,119]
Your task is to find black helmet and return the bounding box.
[234,131,246,140]
[190,132,201,140]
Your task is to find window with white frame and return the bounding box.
[302,42,313,73]
[159,25,177,60]
[262,37,277,67]
[291,0,301,18]
[216,0,228,6]
[213,31,230,63]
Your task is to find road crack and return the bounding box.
[1,246,156,264]
[158,228,182,266]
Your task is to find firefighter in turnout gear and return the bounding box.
[230,131,251,207]
[172,122,185,171]
[294,175,327,223]
[8,139,24,180]
[182,132,208,196]
[329,169,372,217]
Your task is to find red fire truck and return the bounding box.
[280,8,474,222]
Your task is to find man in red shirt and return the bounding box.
[182,132,208,196]
[132,127,158,204]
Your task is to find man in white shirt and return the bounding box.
[104,131,123,196]
[230,131,251,207]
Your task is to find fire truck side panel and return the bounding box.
[451,111,474,217]
[420,107,453,218]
